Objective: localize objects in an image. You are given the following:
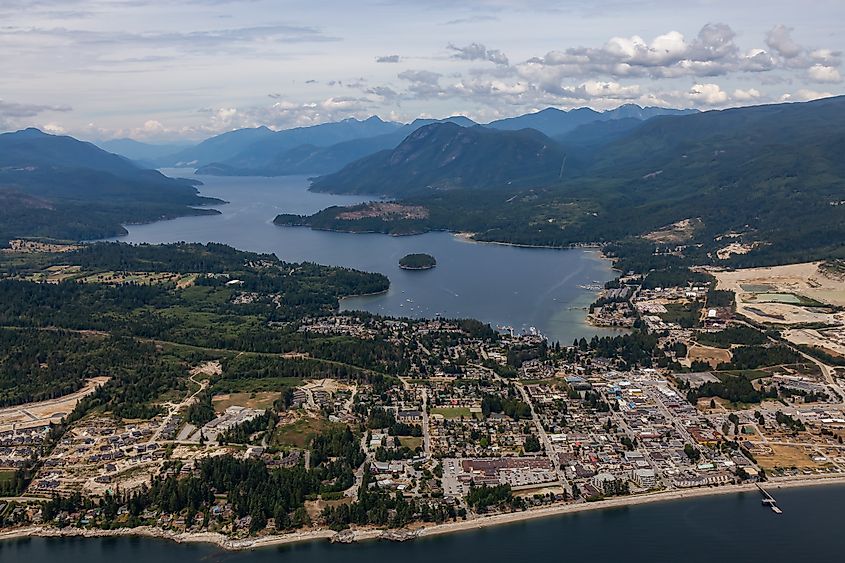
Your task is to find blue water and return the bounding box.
[3,484,842,562]
[109,171,621,344]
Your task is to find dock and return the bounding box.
[757,483,783,514]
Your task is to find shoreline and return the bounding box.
[452,231,605,251]
[3,475,844,551]
[416,475,845,540]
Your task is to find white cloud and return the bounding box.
[740,48,776,72]
[398,69,445,97]
[523,24,746,80]
[810,49,842,67]
[41,122,66,134]
[687,83,729,105]
[141,119,166,133]
[4,1,842,139]
[807,64,842,83]
[732,88,761,102]
[781,89,834,102]
[766,25,803,59]
[447,42,509,66]
[0,99,72,131]
[557,80,641,100]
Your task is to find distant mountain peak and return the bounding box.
[12,127,50,138]
[311,122,565,196]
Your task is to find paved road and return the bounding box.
[148,367,210,445]
[421,388,432,458]
[464,360,573,493]
[514,381,570,491]
[344,433,371,498]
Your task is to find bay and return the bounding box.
[108,171,622,344]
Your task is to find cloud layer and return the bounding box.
[1,0,842,140]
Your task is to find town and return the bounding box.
[2,258,845,545]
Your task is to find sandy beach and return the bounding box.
[3,474,844,551]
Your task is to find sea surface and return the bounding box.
[4,484,842,562]
[107,170,622,344]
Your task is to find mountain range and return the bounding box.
[487,104,695,137]
[7,97,844,270]
[0,128,218,243]
[280,96,845,268]
[96,138,192,165]
[194,116,478,177]
[98,104,691,178]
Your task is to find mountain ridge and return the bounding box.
[0,128,220,243]
[276,96,845,268]
[309,123,566,196]
[186,104,690,176]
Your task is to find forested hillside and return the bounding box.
[0,129,220,244]
[310,123,566,196]
[0,242,398,416]
[285,96,845,270]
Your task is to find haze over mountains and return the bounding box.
[96,138,192,165]
[164,117,399,172]
[192,116,477,177]
[117,104,694,177]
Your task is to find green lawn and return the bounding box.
[659,303,702,328]
[272,417,339,449]
[212,376,304,394]
[716,369,770,381]
[0,469,17,486]
[430,406,475,420]
[398,436,423,450]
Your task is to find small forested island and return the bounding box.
[399,253,436,270]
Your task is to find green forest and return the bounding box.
[0,243,398,416]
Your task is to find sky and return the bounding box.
[1,0,843,142]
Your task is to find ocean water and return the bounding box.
[3,484,842,563]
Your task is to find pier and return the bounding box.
[757,484,783,514]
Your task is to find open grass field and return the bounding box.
[659,302,701,327]
[77,271,193,286]
[211,376,303,394]
[0,376,109,432]
[0,469,17,486]
[755,444,827,471]
[212,392,279,413]
[716,262,845,327]
[398,436,423,450]
[716,369,770,381]
[687,345,732,368]
[272,416,339,449]
[25,267,197,287]
[430,407,476,420]
[784,328,845,359]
